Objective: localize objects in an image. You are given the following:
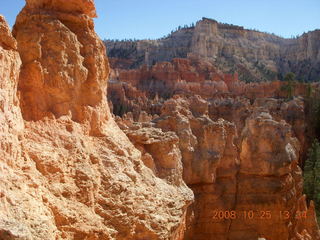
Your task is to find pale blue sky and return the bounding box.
[1,0,319,40]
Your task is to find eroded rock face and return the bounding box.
[19,117,193,240]
[13,0,109,131]
[109,72,319,239]
[230,111,300,240]
[1,2,194,239]
[0,15,23,151]
[153,96,239,185]
[0,15,27,239]
[26,0,97,17]
[107,56,314,121]
[117,121,185,186]
[2,1,319,239]
[106,17,320,82]
[123,96,319,240]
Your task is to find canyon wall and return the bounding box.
[1,1,320,239]
[0,1,194,239]
[107,56,314,121]
[116,96,320,240]
[106,18,320,82]
[105,12,320,240]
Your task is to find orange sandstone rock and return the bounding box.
[14,0,108,131]
[26,0,97,17]
[0,15,24,168]
[142,96,319,240]
[1,2,194,239]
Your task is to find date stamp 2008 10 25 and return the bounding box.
[212,210,307,220]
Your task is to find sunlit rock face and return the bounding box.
[0,1,194,239]
[25,0,97,17]
[1,0,319,239]
[116,95,320,240]
[14,0,109,129]
[106,17,320,83]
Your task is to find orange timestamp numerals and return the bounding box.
[212,210,308,220]
[279,210,308,220]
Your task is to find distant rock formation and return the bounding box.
[107,56,314,121]
[106,17,320,82]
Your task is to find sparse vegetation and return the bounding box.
[281,72,296,100]
[306,83,314,99]
[303,139,320,223]
[114,103,129,117]
[305,87,320,140]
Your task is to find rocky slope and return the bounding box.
[0,1,193,239]
[106,17,320,82]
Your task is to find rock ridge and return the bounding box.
[106,18,320,82]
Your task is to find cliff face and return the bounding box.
[116,95,320,240]
[106,28,193,69]
[0,1,194,239]
[106,18,320,82]
[156,97,317,240]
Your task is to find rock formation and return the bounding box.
[107,56,314,120]
[0,1,194,239]
[116,95,320,240]
[1,1,320,239]
[14,0,109,129]
[109,58,232,100]
[105,7,320,240]
[0,15,26,239]
[106,17,320,82]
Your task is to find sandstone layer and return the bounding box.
[0,1,194,239]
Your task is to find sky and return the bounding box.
[1,0,319,40]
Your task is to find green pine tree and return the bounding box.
[304,139,320,223]
[307,90,320,138]
[281,72,296,100]
[306,83,314,99]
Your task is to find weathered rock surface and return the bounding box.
[14,0,109,128]
[0,15,27,239]
[25,0,97,17]
[107,56,315,120]
[116,121,185,186]
[153,96,238,185]
[0,2,193,240]
[107,52,319,239]
[106,17,320,82]
[109,57,235,100]
[117,95,320,240]
[105,8,320,240]
[1,1,320,239]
